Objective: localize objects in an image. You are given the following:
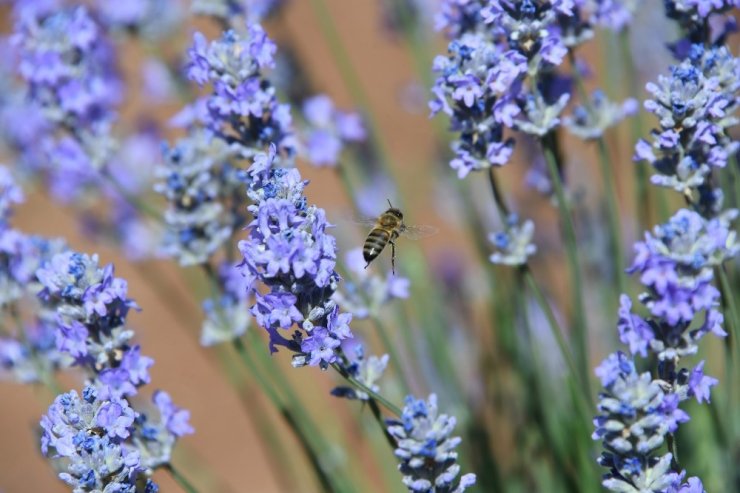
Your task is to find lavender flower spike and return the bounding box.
[488,215,537,266]
[386,394,476,492]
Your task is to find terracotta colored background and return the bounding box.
[0,2,681,492]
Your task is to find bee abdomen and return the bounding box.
[363,228,390,263]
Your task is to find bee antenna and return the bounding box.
[387,198,393,208]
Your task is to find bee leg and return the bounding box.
[364,261,370,270]
[389,240,396,275]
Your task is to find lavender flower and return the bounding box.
[595,44,737,487]
[186,24,295,158]
[593,354,690,492]
[40,387,150,492]
[133,391,194,468]
[192,0,286,22]
[94,0,183,40]
[634,45,738,215]
[588,0,640,32]
[301,94,366,167]
[488,215,537,266]
[627,208,736,335]
[564,90,638,140]
[333,248,409,318]
[386,394,476,492]
[156,129,245,266]
[12,5,121,200]
[664,0,738,49]
[35,250,156,400]
[34,244,193,489]
[200,262,251,346]
[239,145,354,368]
[431,1,591,178]
[331,344,389,401]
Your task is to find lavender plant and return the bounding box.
[593,18,739,491]
[1,1,739,492]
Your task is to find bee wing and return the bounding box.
[334,210,378,227]
[400,224,438,240]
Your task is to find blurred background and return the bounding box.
[0,1,724,492]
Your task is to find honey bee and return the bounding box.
[359,200,437,274]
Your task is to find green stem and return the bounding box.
[100,168,163,224]
[309,0,394,175]
[488,167,510,222]
[567,50,625,296]
[596,137,626,296]
[232,337,341,493]
[541,137,590,402]
[332,362,402,416]
[165,463,201,493]
[618,30,669,227]
[522,267,592,410]
[368,398,398,451]
[718,268,740,364]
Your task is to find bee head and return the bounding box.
[385,199,403,219]
[386,207,403,219]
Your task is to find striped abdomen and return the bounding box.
[363,228,391,265]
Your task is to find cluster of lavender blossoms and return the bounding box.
[430,0,587,178]
[6,4,163,261]
[0,166,68,383]
[0,166,192,490]
[634,45,739,216]
[12,5,120,201]
[386,395,477,493]
[431,0,640,178]
[300,94,366,167]
[157,22,295,266]
[488,214,537,266]
[191,0,286,23]
[36,250,193,491]
[593,25,739,490]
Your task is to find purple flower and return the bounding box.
[96,400,136,439]
[154,390,194,437]
[386,394,476,492]
[688,361,718,404]
[184,26,295,156]
[594,351,634,387]
[55,320,89,360]
[300,327,342,368]
[616,295,654,357]
[40,386,150,491]
[635,46,738,214]
[301,94,365,167]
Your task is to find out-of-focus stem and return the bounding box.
[233,337,342,493]
[618,29,669,227]
[368,396,400,451]
[567,50,625,296]
[595,137,626,295]
[541,139,590,403]
[488,167,510,221]
[100,168,163,224]
[309,0,395,177]
[165,463,201,493]
[718,268,740,364]
[522,266,592,411]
